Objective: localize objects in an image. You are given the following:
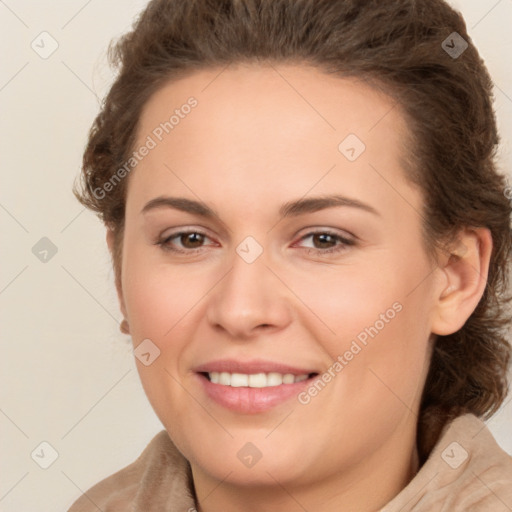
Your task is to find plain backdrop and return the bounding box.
[1,1,511,510]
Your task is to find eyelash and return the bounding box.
[155,229,356,256]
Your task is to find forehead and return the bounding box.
[128,63,419,219]
[137,62,406,146]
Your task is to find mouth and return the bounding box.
[193,360,320,413]
[200,371,317,387]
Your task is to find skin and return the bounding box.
[107,63,492,512]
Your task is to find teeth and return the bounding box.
[219,372,230,385]
[248,373,266,387]
[282,374,294,384]
[267,372,283,386]
[206,371,310,387]
[230,373,248,387]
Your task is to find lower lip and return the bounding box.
[197,373,313,414]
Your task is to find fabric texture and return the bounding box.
[68,413,512,511]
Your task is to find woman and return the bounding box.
[69,0,512,510]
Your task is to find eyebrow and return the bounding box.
[141,194,380,218]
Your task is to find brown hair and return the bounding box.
[74,0,512,461]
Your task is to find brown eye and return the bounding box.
[179,232,205,249]
[296,230,356,256]
[157,230,215,253]
[311,233,337,249]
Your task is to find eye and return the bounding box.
[295,230,356,255]
[155,228,356,256]
[156,229,216,253]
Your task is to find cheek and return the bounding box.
[342,289,432,420]
[122,246,211,340]
[285,257,413,342]
[120,253,205,426]
[298,249,433,405]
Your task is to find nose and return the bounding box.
[205,249,293,340]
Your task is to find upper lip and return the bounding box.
[193,359,318,375]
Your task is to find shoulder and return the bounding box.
[444,414,512,511]
[381,413,512,512]
[67,430,195,512]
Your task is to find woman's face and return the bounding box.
[117,64,443,492]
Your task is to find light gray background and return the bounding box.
[1,1,511,510]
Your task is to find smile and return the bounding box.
[206,371,312,387]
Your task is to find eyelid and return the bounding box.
[294,226,356,243]
[156,227,217,252]
[159,226,212,240]
[156,226,357,255]
[294,230,355,251]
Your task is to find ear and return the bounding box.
[106,228,128,321]
[430,227,492,336]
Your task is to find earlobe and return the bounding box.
[106,227,115,253]
[119,318,131,334]
[105,227,129,329]
[430,228,492,336]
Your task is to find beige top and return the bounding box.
[68,413,512,511]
